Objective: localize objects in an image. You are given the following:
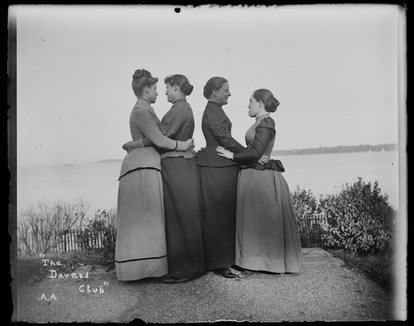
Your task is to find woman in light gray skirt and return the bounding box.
[217,89,303,275]
[115,69,193,281]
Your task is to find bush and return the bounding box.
[292,177,397,256]
[17,198,91,255]
[292,187,327,247]
[76,209,117,267]
[319,177,397,256]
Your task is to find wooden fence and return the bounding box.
[18,213,328,255]
[297,212,328,246]
[17,228,117,255]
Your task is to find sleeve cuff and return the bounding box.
[175,140,188,151]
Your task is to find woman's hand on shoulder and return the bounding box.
[216,146,234,160]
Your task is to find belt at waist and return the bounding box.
[239,159,285,172]
[160,150,196,159]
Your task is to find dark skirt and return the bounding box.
[161,157,206,280]
[197,165,239,270]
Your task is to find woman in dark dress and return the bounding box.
[217,89,303,275]
[196,77,246,278]
[123,74,205,283]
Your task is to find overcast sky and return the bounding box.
[12,4,404,166]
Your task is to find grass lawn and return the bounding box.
[16,250,113,285]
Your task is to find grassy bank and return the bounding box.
[17,250,111,286]
[328,248,395,294]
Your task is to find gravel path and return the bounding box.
[12,249,396,322]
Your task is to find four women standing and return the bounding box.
[116,69,303,282]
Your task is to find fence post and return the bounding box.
[75,229,78,251]
[63,231,66,253]
[67,231,70,252]
[69,231,72,252]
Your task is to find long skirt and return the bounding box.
[161,157,205,280]
[115,168,168,281]
[198,165,239,270]
[235,169,303,273]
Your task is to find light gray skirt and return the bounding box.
[236,169,303,273]
[115,168,168,281]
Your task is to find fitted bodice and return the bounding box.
[196,101,245,167]
[245,116,275,158]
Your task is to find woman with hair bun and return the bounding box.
[116,69,194,282]
[196,77,246,278]
[217,89,303,275]
[123,74,205,283]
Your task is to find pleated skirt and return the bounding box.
[198,165,239,270]
[161,157,206,280]
[115,168,168,281]
[235,169,303,273]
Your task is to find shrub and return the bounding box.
[292,187,327,247]
[17,198,91,255]
[76,209,117,267]
[319,177,397,256]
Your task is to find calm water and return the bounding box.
[278,151,399,207]
[16,151,400,219]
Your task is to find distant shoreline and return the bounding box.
[94,159,123,164]
[94,143,398,163]
[272,143,398,156]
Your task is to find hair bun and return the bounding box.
[253,89,279,113]
[203,85,209,99]
[133,69,152,80]
[267,98,279,112]
[183,83,194,96]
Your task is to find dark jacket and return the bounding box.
[233,117,276,164]
[233,116,285,172]
[196,101,245,167]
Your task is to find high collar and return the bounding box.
[138,97,152,105]
[173,97,187,104]
[207,100,223,108]
[255,112,270,123]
